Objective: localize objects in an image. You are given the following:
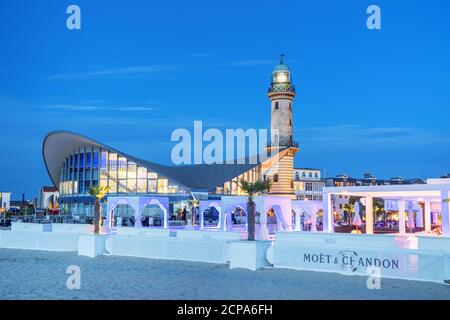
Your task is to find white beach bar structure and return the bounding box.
[268,180,450,283]
[200,196,293,238]
[322,181,450,236]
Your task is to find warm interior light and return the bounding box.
[274,72,289,83]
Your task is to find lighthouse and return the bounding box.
[266,55,298,197]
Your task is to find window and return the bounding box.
[289,118,292,126]
[137,179,147,193]
[309,172,313,178]
[295,173,300,180]
[274,102,279,110]
[148,179,157,193]
[85,152,92,168]
[289,102,292,110]
[148,172,158,179]
[127,178,137,193]
[273,174,278,182]
[157,179,168,193]
[302,172,306,177]
[137,167,147,179]
[118,157,127,179]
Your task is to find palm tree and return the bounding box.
[88,186,110,234]
[188,198,199,225]
[237,179,271,241]
[343,203,354,225]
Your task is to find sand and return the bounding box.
[0,248,448,300]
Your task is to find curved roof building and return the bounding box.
[42,131,289,216]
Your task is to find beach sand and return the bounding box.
[0,248,448,300]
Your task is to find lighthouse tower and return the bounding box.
[266,55,298,197]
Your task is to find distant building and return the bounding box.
[326,173,426,187]
[40,186,59,210]
[0,192,11,211]
[326,173,426,217]
[293,168,325,200]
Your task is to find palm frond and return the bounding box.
[88,186,110,199]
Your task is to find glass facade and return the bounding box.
[58,146,189,216]
[59,147,189,197]
[216,166,261,195]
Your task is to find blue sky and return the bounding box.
[0,0,449,199]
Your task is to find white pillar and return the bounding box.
[365,196,373,234]
[219,208,226,231]
[416,207,423,228]
[398,199,406,234]
[134,205,142,228]
[322,192,333,233]
[200,209,204,229]
[424,201,431,232]
[163,208,168,229]
[441,190,450,236]
[258,210,269,240]
[226,211,233,231]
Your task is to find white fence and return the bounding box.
[267,232,450,283]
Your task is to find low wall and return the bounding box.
[11,223,44,232]
[115,227,171,237]
[176,230,241,240]
[11,222,92,233]
[269,232,449,283]
[105,235,230,264]
[1,223,91,252]
[417,235,450,254]
[0,231,79,251]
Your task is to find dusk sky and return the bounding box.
[1,0,449,199]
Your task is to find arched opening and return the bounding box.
[141,204,164,227]
[267,208,278,234]
[203,207,220,227]
[113,204,135,227]
[231,206,247,225]
[274,102,279,110]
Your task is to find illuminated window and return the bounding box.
[148,179,157,193]
[137,179,147,193]
[127,162,137,179]
[148,172,158,179]
[137,167,147,179]
[127,178,137,193]
[118,179,127,193]
[157,179,168,193]
[100,179,108,188]
[109,179,117,193]
[118,157,127,179]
